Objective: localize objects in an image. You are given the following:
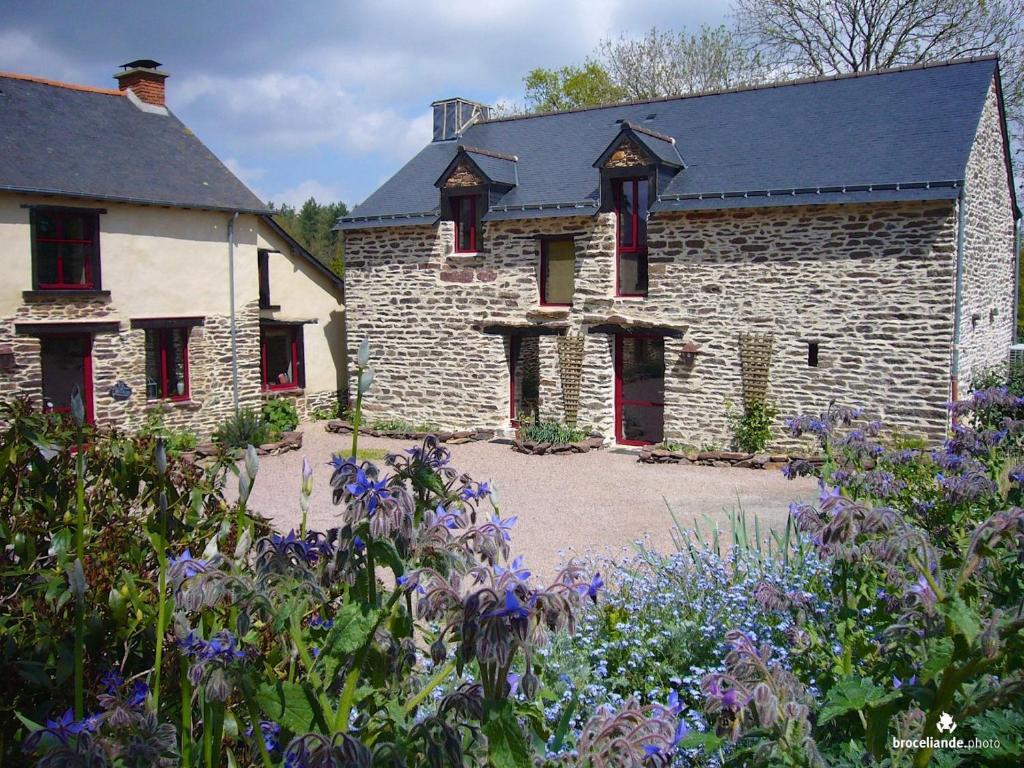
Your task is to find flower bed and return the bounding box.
[187,430,303,462]
[324,419,494,444]
[511,434,605,455]
[638,446,824,470]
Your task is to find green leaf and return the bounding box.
[256,681,318,734]
[968,708,1024,756]
[318,603,380,681]
[483,703,531,768]
[369,538,404,578]
[938,597,981,645]
[678,731,725,752]
[819,677,899,724]
[920,637,955,683]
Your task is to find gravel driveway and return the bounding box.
[241,423,819,578]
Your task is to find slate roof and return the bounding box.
[339,56,1017,230]
[0,72,267,213]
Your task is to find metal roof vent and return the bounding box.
[431,97,490,142]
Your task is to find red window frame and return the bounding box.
[40,333,95,424]
[614,333,665,446]
[613,178,649,297]
[146,327,191,401]
[539,238,574,307]
[260,324,303,391]
[32,208,100,290]
[451,194,478,253]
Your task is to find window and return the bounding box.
[258,250,271,309]
[451,195,481,253]
[145,327,190,400]
[614,178,649,296]
[32,208,101,290]
[540,238,575,306]
[807,342,819,367]
[260,324,304,390]
[41,334,94,423]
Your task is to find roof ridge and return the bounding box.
[0,71,125,97]
[480,54,999,125]
[621,121,675,144]
[458,144,519,162]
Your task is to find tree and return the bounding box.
[733,0,1024,187]
[596,25,771,100]
[269,197,349,278]
[521,60,625,113]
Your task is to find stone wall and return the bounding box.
[957,80,1017,386]
[0,296,339,437]
[345,200,960,448]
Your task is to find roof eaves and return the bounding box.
[0,185,270,214]
[335,211,440,231]
[259,214,343,289]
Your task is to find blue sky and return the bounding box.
[0,0,730,208]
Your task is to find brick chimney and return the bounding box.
[114,59,168,106]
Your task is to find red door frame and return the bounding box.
[40,333,95,424]
[614,333,664,446]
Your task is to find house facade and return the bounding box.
[0,63,346,436]
[340,57,1019,448]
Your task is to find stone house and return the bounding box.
[0,61,346,436]
[339,56,1019,448]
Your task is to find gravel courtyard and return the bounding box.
[242,423,819,578]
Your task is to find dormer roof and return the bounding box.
[435,145,518,190]
[593,121,684,170]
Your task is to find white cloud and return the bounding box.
[268,179,346,208]
[0,30,86,81]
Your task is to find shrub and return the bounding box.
[369,416,440,433]
[262,397,299,435]
[213,406,271,448]
[520,420,588,445]
[137,409,197,453]
[727,398,777,453]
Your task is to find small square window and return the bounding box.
[145,327,190,400]
[807,342,819,367]
[32,208,101,290]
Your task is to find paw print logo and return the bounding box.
[936,712,957,734]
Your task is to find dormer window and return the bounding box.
[614,177,649,296]
[451,194,480,253]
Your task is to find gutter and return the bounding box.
[951,183,967,405]
[227,211,240,413]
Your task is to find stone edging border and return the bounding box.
[183,430,304,463]
[512,435,606,455]
[638,448,824,470]
[325,420,495,445]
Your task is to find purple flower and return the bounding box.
[246,720,281,753]
[491,514,516,541]
[486,589,530,620]
[495,556,531,582]
[346,468,391,515]
[168,548,207,580]
[353,535,365,552]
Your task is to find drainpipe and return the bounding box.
[950,183,967,406]
[227,211,240,413]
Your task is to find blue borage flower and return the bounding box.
[490,514,516,541]
[494,555,531,582]
[246,720,281,753]
[460,481,491,501]
[168,548,209,581]
[345,468,392,515]
[181,629,246,663]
